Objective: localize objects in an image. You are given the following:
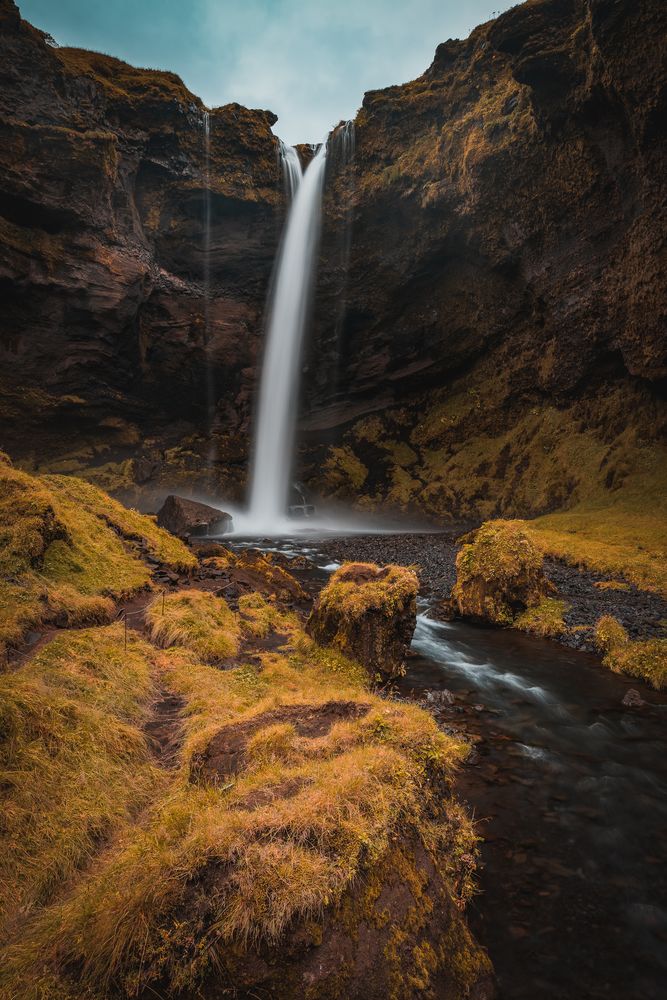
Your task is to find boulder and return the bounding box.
[156,495,232,538]
[306,562,418,682]
[451,520,551,626]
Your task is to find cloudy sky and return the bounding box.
[19,1,515,144]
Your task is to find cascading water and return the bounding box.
[202,110,216,465]
[246,140,328,532]
[278,139,302,198]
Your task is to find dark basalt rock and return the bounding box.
[156,494,232,537]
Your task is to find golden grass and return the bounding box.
[0,461,478,997]
[316,562,419,620]
[145,589,241,664]
[0,458,194,661]
[0,625,163,942]
[238,591,290,639]
[42,475,196,573]
[515,597,568,639]
[1,615,473,998]
[594,615,667,689]
[527,493,667,598]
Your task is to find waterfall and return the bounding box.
[278,139,302,198]
[202,111,217,467]
[247,141,328,531]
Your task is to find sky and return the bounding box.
[18,1,516,144]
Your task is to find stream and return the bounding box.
[229,536,667,999]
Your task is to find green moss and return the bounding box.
[516,597,568,638]
[452,519,548,625]
[321,445,369,492]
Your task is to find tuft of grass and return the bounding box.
[594,615,629,653]
[145,589,240,664]
[515,597,568,638]
[238,591,291,639]
[594,615,667,689]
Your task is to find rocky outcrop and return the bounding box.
[0,0,282,503]
[304,0,667,521]
[451,520,552,625]
[156,495,232,537]
[306,562,418,681]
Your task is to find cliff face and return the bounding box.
[305,0,666,521]
[0,0,665,523]
[0,0,281,502]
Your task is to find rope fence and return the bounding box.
[115,589,166,650]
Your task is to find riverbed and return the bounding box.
[227,534,667,999]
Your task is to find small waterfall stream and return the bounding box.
[247,140,328,532]
[202,110,216,465]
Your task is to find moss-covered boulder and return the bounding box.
[451,520,552,626]
[306,562,418,682]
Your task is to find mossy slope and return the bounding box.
[0,456,194,662]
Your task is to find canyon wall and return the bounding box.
[0,0,665,520]
[305,0,666,520]
[0,0,281,502]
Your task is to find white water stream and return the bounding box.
[246,141,328,533]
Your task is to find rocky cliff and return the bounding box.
[0,0,665,531]
[0,0,281,503]
[305,0,666,526]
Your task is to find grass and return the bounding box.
[0,612,477,998]
[238,591,289,638]
[0,625,163,943]
[594,615,667,689]
[0,459,483,996]
[315,562,419,620]
[42,475,196,573]
[515,597,568,639]
[0,457,194,661]
[527,489,667,597]
[145,590,240,664]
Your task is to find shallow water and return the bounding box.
[228,536,667,998]
[406,611,667,1000]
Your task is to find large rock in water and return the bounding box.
[306,562,418,681]
[451,520,551,625]
[157,495,232,537]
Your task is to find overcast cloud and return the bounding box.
[18,0,515,144]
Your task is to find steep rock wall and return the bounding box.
[0,0,281,502]
[304,0,666,521]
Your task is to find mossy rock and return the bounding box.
[452,520,551,626]
[306,563,419,682]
